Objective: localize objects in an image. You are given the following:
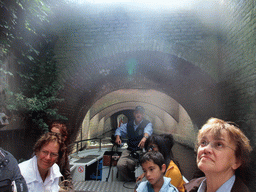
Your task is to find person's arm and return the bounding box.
[9,154,28,192]
[115,123,128,145]
[138,122,153,148]
[136,172,145,182]
[143,122,153,136]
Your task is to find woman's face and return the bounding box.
[51,126,61,134]
[147,143,159,152]
[36,141,60,172]
[51,125,67,141]
[197,130,241,176]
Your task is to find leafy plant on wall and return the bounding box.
[0,0,67,135]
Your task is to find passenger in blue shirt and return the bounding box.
[135,151,178,192]
[115,106,153,181]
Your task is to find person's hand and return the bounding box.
[136,173,145,182]
[138,137,147,149]
[115,135,122,145]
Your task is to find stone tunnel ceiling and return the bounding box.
[89,89,180,122]
[82,89,197,146]
[51,2,220,141]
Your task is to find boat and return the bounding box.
[70,137,142,192]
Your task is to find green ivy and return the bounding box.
[0,0,67,134]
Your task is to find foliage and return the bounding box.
[0,0,67,134]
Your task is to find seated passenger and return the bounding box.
[50,121,73,189]
[137,134,185,192]
[0,147,28,192]
[19,132,64,192]
[135,151,178,192]
[185,117,252,192]
[115,106,153,181]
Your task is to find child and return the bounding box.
[137,134,185,192]
[135,151,179,192]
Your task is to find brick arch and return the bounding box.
[56,50,217,142]
[52,5,220,141]
[57,39,218,85]
[85,40,218,80]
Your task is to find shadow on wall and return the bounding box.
[0,129,34,161]
[172,142,197,181]
[246,147,256,192]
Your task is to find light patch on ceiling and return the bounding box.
[99,69,111,75]
[65,0,195,10]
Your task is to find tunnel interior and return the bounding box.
[77,88,199,148]
[1,0,256,189]
[48,2,223,145]
[57,50,218,145]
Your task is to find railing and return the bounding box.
[69,136,128,154]
[69,137,112,154]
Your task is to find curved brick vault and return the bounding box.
[51,2,220,143]
[47,1,256,150]
[56,49,217,143]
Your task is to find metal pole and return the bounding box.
[99,138,102,152]
[96,158,99,181]
[81,126,82,150]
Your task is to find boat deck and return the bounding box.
[70,143,191,191]
[70,145,141,191]
[74,180,136,192]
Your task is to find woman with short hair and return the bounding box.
[19,132,64,192]
[185,117,252,192]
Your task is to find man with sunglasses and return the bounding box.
[115,106,153,182]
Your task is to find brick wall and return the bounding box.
[52,2,221,140]
[218,0,256,146]
[217,2,256,189]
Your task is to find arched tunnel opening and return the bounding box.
[77,89,197,145]
[72,88,210,180]
[58,51,218,144]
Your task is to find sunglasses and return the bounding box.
[147,145,157,151]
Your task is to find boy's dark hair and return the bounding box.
[140,151,165,170]
[145,134,174,165]
[145,134,169,159]
[145,133,183,174]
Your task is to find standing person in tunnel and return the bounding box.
[115,106,153,182]
[185,117,252,192]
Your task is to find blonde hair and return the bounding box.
[197,117,252,169]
